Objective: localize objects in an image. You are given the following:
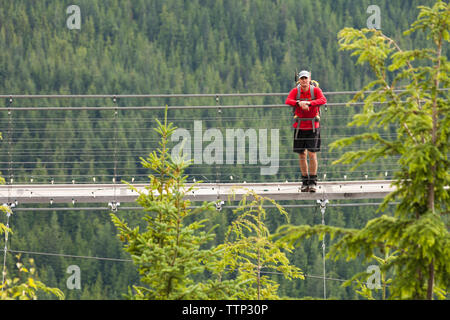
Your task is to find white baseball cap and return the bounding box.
[298,70,310,78]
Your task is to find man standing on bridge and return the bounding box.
[285,70,327,192]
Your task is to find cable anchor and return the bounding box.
[108,201,120,212]
[215,200,224,211]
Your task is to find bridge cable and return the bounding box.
[317,199,329,299]
[110,96,120,212]
[7,97,14,198]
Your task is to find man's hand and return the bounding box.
[297,100,310,111]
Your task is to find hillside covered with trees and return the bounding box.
[0,0,447,300]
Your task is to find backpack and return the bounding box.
[293,72,321,133]
[294,70,319,99]
[296,79,320,101]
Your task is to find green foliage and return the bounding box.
[344,248,394,300]
[0,255,65,300]
[0,158,64,300]
[333,1,449,218]
[276,211,449,299]
[110,109,241,299]
[0,208,10,236]
[216,190,303,299]
[0,0,447,300]
[276,1,450,300]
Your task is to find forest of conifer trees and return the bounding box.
[0,0,447,300]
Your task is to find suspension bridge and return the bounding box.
[0,180,395,205]
[0,90,403,209]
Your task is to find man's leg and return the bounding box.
[308,151,318,192]
[308,151,317,175]
[298,151,309,192]
[298,151,309,176]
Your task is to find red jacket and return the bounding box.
[285,85,327,130]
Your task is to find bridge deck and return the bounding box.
[0,180,395,205]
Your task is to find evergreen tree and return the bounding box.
[0,0,446,300]
[110,109,241,299]
[275,1,450,300]
[215,190,303,299]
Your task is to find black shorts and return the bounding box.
[293,128,321,153]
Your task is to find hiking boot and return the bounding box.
[301,176,309,192]
[309,175,317,193]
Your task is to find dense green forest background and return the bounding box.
[0,0,446,299]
